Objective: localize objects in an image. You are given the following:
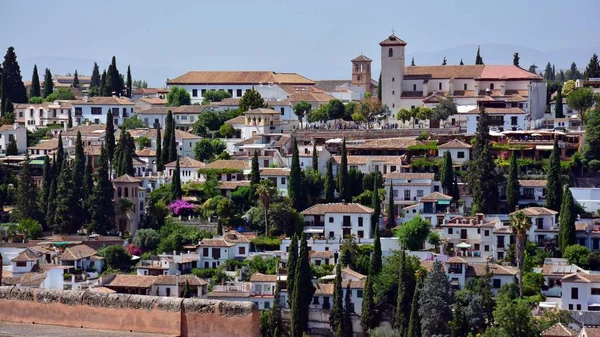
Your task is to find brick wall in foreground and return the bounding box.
[0,286,259,337]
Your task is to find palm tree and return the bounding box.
[509,210,532,298]
[116,198,134,235]
[255,179,278,236]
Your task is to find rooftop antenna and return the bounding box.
[391,27,395,35]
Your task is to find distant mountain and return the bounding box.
[407,43,600,71]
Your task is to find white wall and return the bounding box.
[438,148,470,164]
[0,125,27,155]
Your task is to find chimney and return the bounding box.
[476,213,484,223]
[83,95,88,103]
[485,88,492,96]
[470,219,475,226]
[500,84,506,96]
[515,205,520,211]
[13,122,19,130]
[63,122,68,132]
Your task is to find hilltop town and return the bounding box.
[1,34,600,337]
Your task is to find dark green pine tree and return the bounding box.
[270,280,283,337]
[325,159,335,202]
[451,174,460,202]
[312,143,318,171]
[126,65,132,98]
[39,155,51,227]
[88,145,115,235]
[46,178,57,229]
[15,156,40,221]
[250,150,260,186]
[475,46,484,65]
[6,137,18,155]
[441,151,454,195]
[371,175,382,275]
[406,276,423,337]
[161,111,173,167]
[72,131,87,225]
[113,128,126,176]
[155,127,163,172]
[506,151,520,212]
[555,87,564,118]
[171,158,182,201]
[286,234,298,307]
[411,57,415,66]
[239,87,266,111]
[1,47,28,104]
[83,156,94,220]
[118,132,135,176]
[90,62,101,89]
[72,70,79,88]
[387,181,395,229]
[459,59,464,66]
[74,131,86,179]
[43,68,53,98]
[55,132,64,176]
[393,250,410,331]
[338,138,349,202]
[106,56,123,96]
[559,185,577,253]
[377,72,382,101]
[290,235,315,337]
[513,52,520,67]
[468,107,499,214]
[67,110,73,128]
[546,138,563,212]
[168,114,177,162]
[100,70,109,96]
[418,261,452,337]
[288,137,303,210]
[105,110,116,167]
[360,275,376,334]
[342,282,353,337]
[30,65,41,98]
[584,53,600,80]
[53,160,77,233]
[330,265,343,333]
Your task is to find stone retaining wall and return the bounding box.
[0,286,259,337]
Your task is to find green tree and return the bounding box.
[88,145,115,235]
[567,87,596,125]
[171,158,182,201]
[6,137,17,155]
[288,137,303,210]
[396,215,431,251]
[555,87,564,118]
[155,127,163,171]
[15,156,40,221]
[513,52,520,67]
[1,47,28,106]
[475,46,484,65]
[72,70,79,88]
[166,86,191,107]
[407,275,423,337]
[386,180,395,229]
[72,131,87,225]
[202,90,231,103]
[460,59,464,65]
[361,275,376,334]
[193,138,226,162]
[432,96,458,122]
[377,72,382,101]
[440,151,454,195]
[43,68,53,98]
[312,143,318,171]
[510,211,532,298]
[250,151,260,186]
[338,138,349,202]
[120,115,145,130]
[67,110,73,128]
[566,62,582,80]
[488,285,538,337]
[343,282,353,337]
[325,159,335,202]
[100,69,109,96]
[126,65,132,98]
[286,234,298,307]
[270,281,283,337]
[468,107,498,214]
[167,113,177,162]
[105,110,115,166]
[393,250,410,331]
[44,87,76,102]
[506,151,520,212]
[239,87,265,111]
[307,104,329,123]
[563,244,590,267]
[90,62,100,89]
[418,261,451,337]
[104,56,124,96]
[219,123,235,138]
[546,138,562,211]
[53,160,76,233]
[330,265,344,334]
[584,106,600,165]
[255,179,278,235]
[161,110,174,164]
[55,133,64,176]
[293,101,311,128]
[18,218,42,240]
[327,99,346,121]
[39,155,51,227]
[290,235,315,337]
[304,168,323,207]
[45,178,57,229]
[585,53,600,80]
[30,65,41,98]
[98,245,132,270]
[559,186,577,253]
[544,62,554,81]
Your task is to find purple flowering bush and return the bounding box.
[168,199,196,216]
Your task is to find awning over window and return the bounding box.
[437,200,451,205]
[304,228,324,234]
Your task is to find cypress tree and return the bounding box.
[83,156,94,218]
[100,70,108,96]
[155,127,163,172]
[286,234,298,307]
[168,114,177,162]
[546,138,562,211]
[250,151,260,186]
[468,107,498,214]
[343,282,353,337]
[559,186,577,253]
[371,224,382,275]
[116,131,135,176]
[15,156,40,221]
[441,151,454,195]
[506,151,520,212]
[67,110,73,128]
[72,131,87,225]
[459,59,464,66]
[418,261,452,337]
[513,52,520,67]
[452,174,460,202]
[312,143,318,171]
[371,174,381,229]
[407,276,423,337]
[6,137,18,155]
[171,158,182,201]
[288,137,303,210]
[1,47,28,104]
[393,250,409,331]
[114,128,126,176]
[162,110,174,165]
[90,62,100,89]
[126,65,132,98]
[43,68,53,98]
[53,160,76,233]
[290,235,315,337]
[387,181,395,228]
[39,155,51,227]
[270,281,283,336]
[411,57,415,66]
[377,72,382,101]
[338,138,349,202]
[55,132,64,176]
[325,159,335,202]
[330,265,343,333]
[360,275,376,334]
[74,131,85,178]
[89,144,115,235]
[105,110,115,165]
[46,178,57,229]
[475,46,484,65]
[72,70,79,88]
[30,65,41,98]
[555,87,564,118]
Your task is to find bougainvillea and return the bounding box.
[168,199,196,216]
[125,244,141,256]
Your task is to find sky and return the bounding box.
[1,0,600,86]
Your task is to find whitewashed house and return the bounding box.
[301,203,374,240]
[437,214,503,259]
[437,139,471,165]
[165,157,205,183]
[14,101,72,131]
[0,123,27,155]
[197,231,252,269]
[561,272,600,311]
[511,207,559,248]
[71,96,135,127]
[384,172,441,223]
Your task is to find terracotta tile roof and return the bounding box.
[246,108,280,115]
[344,279,365,288]
[480,65,543,80]
[351,54,372,62]
[510,207,558,216]
[301,203,374,215]
[581,327,600,337]
[314,283,334,295]
[138,97,167,105]
[90,286,116,293]
[310,251,335,259]
[446,256,468,264]
[379,35,407,46]
[2,276,21,286]
[419,192,452,202]
[124,128,201,140]
[225,115,246,125]
[466,263,517,277]
[518,180,547,187]
[452,90,477,98]
[165,156,205,169]
[203,159,249,171]
[346,137,419,150]
[167,71,314,85]
[385,172,435,180]
[331,155,403,166]
[136,148,156,157]
[106,274,157,288]
[541,263,584,276]
[540,323,577,336]
[438,139,472,149]
[259,168,290,176]
[72,97,134,105]
[218,180,251,190]
[113,174,142,183]
[154,275,208,286]
[20,272,47,287]
[288,90,335,103]
[464,107,526,115]
[199,239,235,247]
[405,65,484,79]
[28,138,59,150]
[62,124,106,137]
[250,273,278,282]
[61,244,97,261]
[576,222,590,232]
[223,231,252,244]
[220,98,241,106]
[207,291,252,298]
[11,249,40,262]
[341,267,366,280]
[504,95,527,102]
[172,105,211,114]
[561,272,600,283]
[314,80,352,93]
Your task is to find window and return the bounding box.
[484,245,490,251]
[474,243,480,251]
[404,190,411,201]
[594,239,600,250]
[313,297,320,305]
[281,177,286,184]
[577,304,582,311]
[392,90,395,95]
[280,107,284,115]
[413,84,416,91]
[16,261,26,267]
[592,288,600,295]
[457,151,465,159]
[511,116,518,126]
[569,304,573,310]
[492,279,501,289]
[484,230,490,237]
[166,288,171,297]
[91,107,102,115]
[264,302,270,309]
[329,217,334,223]
[212,248,221,259]
[203,248,209,256]
[236,89,243,97]
[201,89,206,96]
[227,89,233,96]
[343,216,351,227]
[572,288,579,299]
[464,83,467,90]
[388,48,393,57]
[358,217,363,227]
[448,228,453,235]
[439,82,442,90]
[417,190,424,197]
[393,189,398,198]
[239,246,246,255]
[490,83,495,90]
[358,230,364,238]
[357,290,363,298]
